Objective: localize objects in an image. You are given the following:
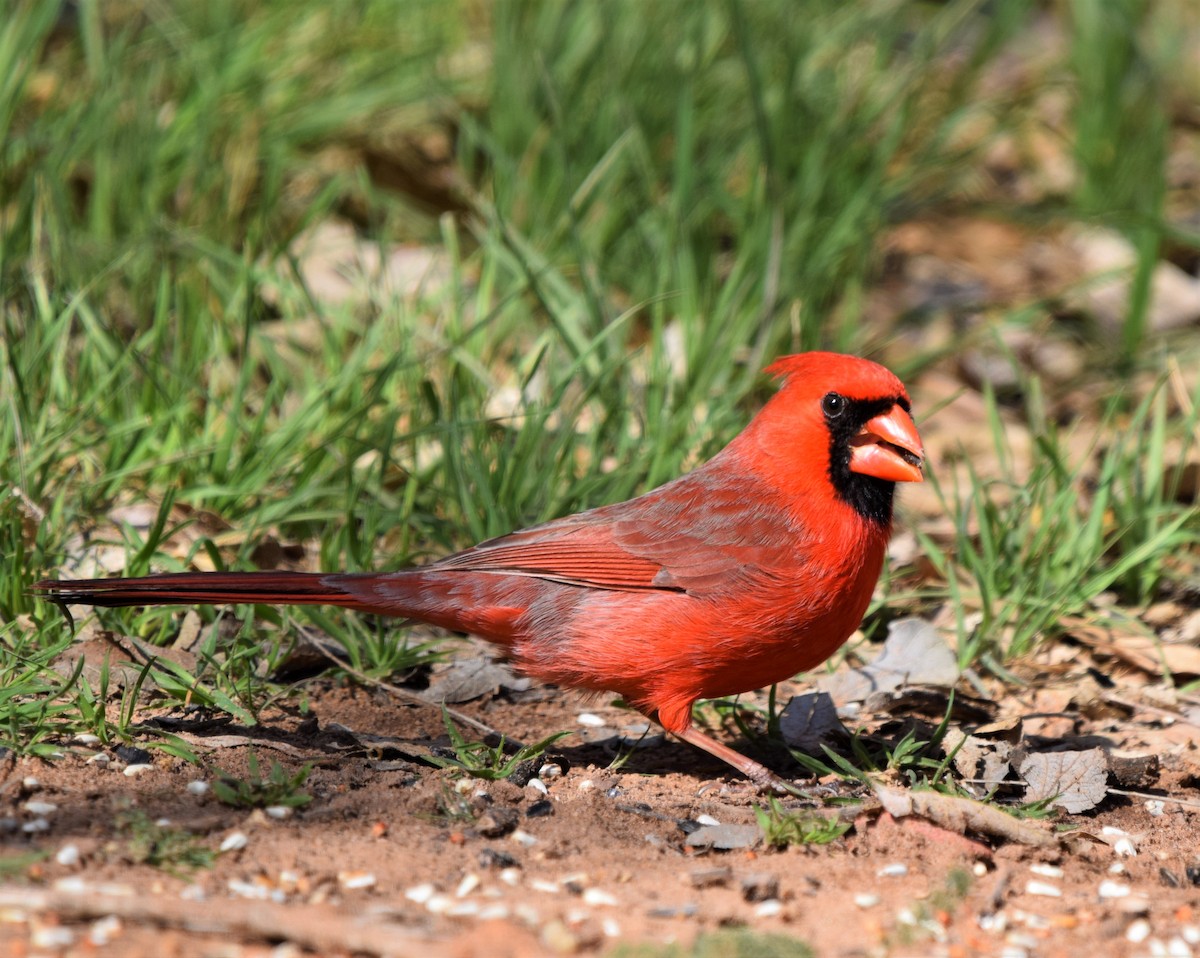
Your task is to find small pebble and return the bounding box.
[877,863,908,877]
[754,900,783,918]
[854,893,880,908]
[338,871,375,891]
[1146,800,1166,816]
[973,862,988,877]
[123,763,153,778]
[24,800,58,816]
[265,805,292,820]
[22,819,50,834]
[583,888,618,907]
[406,884,436,904]
[1029,863,1063,878]
[186,780,210,796]
[577,779,595,793]
[1099,880,1131,899]
[219,832,248,853]
[1127,919,1152,943]
[577,712,605,727]
[55,844,80,867]
[1025,880,1061,898]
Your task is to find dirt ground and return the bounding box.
[3,659,1200,958]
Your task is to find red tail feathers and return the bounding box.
[32,571,366,610]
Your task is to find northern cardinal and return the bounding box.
[35,352,924,788]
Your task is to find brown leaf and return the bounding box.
[1019,748,1109,813]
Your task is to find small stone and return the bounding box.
[24,800,58,816]
[186,780,210,796]
[55,844,80,867]
[576,779,595,793]
[114,745,153,765]
[123,764,154,778]
[476,808,519,838]
[689,866,732,889]
[583,888,618,907]
[526,800,554,819]
[219,832,248,853]
[1146,800,1166,817]
[541,920,578,955]
[877,863,908,878]
[1127,919,1152,943]
[854,893,880,908]
[740,873,780,903]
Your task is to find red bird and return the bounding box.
[35,352,924,788]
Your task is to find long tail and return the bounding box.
[32,571,380,612]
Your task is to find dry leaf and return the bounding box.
[1019,748,1109,813]
[778,692,848,754]
[819,618,959,704]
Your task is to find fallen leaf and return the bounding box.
[1020,748,1109,813]
[778,692,848,753]
[819,618,959,704]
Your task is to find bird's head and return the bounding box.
[745,352,925,525]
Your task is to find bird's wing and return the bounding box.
[432,469,804,595]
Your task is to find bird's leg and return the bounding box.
[674,725,802,797]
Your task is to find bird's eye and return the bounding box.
[821,392,846,418]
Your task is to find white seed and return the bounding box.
[455,873,480,898]
[186,781,210,796]
[154,818,171,828]
[695,814,721,827]
[1114,837,1138,857]
[1109,862,1127,874]
[1099,880,1131,899]
[219,831,248,852]
[583,888,618,907]
[754,899,783,918]
[499,868,521,887]
[265,805,292,820]
[405,883,436,903]
[446,900,479,917]
[1126,919,1152,943]
[22,819,49,833]
[23,777,41,789]
[123,763,153,778]
[1029,863,1063,878]
[877,863,908,877]
[531,879,559,894]
[478,903,511,921]
[1166,937,1192,957]
[179,885,206,901]
[73,734,101,745]
[86,753,110,766]
[1024,880,1061,898]
[998,947,1028,958]
[53,877,87,894]
[577,713,605,727]
[973,862,988,877]
[511,829,538,847]
[24,800,58,816]
[1182,926,1200,945]
[338,871,375,891]
[602,918,621,938]
[55,844,80,867]
[32,926,75,948]
[425,894,454,915]
[854,893,880,908]
[539,764,563,779]
[577,779,595,793]
[526,778,548,796]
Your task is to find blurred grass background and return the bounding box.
[2,0,1199,747]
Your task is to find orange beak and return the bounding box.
[849,405,925,483]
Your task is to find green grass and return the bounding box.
[1,1,1198,763]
